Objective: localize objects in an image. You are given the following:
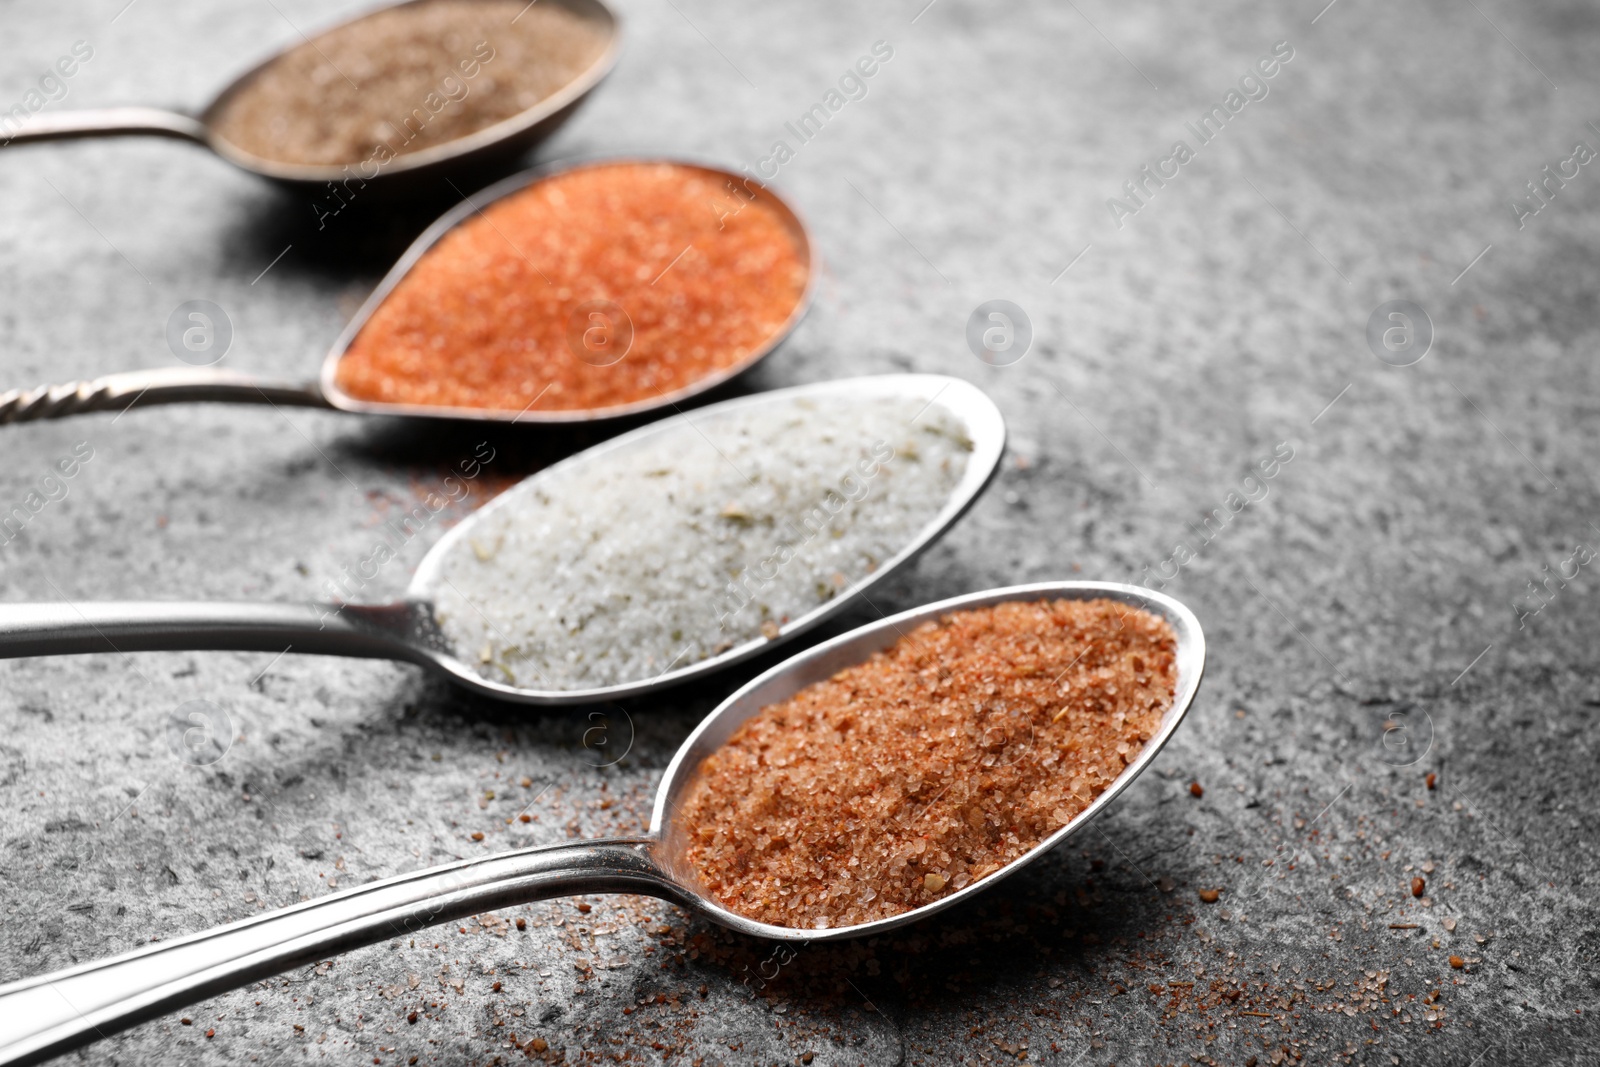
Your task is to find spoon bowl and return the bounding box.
[0,156,814,426]
[0,375,1003,704]
[0,580,1204,1066]
[653,579,1208,940]
[1,0,621,195]
[317,157,815,424]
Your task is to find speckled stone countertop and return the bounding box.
[0,0,1595,1064]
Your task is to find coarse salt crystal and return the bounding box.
[429,394,970,690]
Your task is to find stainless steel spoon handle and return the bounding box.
[0,368,329,424]
[0,601,421,663]
[0,838,678,1067]
[0,107,208,146]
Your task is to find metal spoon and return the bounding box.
[0,0,620,194]
[0,156,813,425]
[0,580,1205,1066]
[0,375,1003,704]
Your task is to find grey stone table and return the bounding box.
[0,0,1595,1064]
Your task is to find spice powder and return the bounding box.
[680,598,1178,929]
[210,0,610,167]
[336,161,808,413]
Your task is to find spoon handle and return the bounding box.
[0,838,676,1067]
[0,601,422,663]
[0,106,208,146]
[0,368,329,424]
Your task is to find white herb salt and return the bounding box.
[426,392,972,690]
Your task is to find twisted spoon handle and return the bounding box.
[0,369,330,424]
[0,107,207,146]
[0,839,677,1067]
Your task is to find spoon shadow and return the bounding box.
[665,840,1181,1015]
[219,162,534,277]
[334,365,785,477]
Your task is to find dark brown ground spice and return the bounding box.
[679,598,1179,929]
[210,0,609,167]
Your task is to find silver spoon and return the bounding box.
[0,0,620,194]
[0,156,814,425]
[0,579,1205,1066]
[0,375,1003,704]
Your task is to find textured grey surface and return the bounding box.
[1,0,1597,1064]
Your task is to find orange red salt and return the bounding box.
[680,598,1179,929]
[336,161,808,414]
